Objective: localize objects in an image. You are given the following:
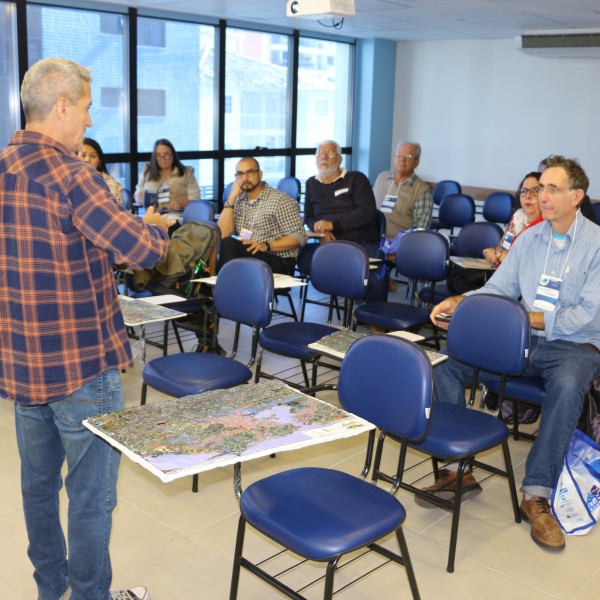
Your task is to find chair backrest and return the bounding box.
[432,180,461,206]
[452,221,503,257]
[276,176,301,202]
[592,202,600,226]
[438,193,475,228]
[222,181,234,204]
[376,209,386,238]
[214,258,273,328]
[447,294,530,376]
[339,335,432,442]
[310,241,369,299]
[183,200,215,224]
[394,230,449,282]
[483,192,514,225]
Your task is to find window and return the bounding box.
[100,13,123,35]
[138,89,165,117]
[26,4,128,153]
[137,17,215,152]
[225,29,289,150]
[296,37,352,148]
[138,19,165,47]
[0,1,19,148]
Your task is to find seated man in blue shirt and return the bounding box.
[429,155,600,552]
[297,140,387,302]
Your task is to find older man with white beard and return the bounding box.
[297,140,387,302]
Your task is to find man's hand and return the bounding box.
[143,205,176,234]
[314,219,335,242]
[430,295,465,329]
[528,311,545,330]
[242,239,268,255]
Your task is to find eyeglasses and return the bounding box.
[395,153,418,160]
[155,152,172,160]
[520,186,540,196]
[316,150,339,159]
[235,168,259,178]
[537,183,576,196]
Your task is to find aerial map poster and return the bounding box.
[83,381,374,483]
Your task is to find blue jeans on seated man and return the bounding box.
[434,337,600,499]
[218,236,296,275]
[296,239,388,303]
[15,369,123,600]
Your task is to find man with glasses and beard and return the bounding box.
[217,156,306,274]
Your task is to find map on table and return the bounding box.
[118,295,185,326]
[308,329,426,360]
[83,381,373,483]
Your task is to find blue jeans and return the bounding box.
[15,369,123,600]
[434,337,600,498]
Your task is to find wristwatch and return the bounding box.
[265,241,272,253]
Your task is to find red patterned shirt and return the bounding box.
[0,131,168,404]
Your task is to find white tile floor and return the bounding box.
[0,284,598,599]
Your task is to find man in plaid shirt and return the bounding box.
[217,156,306,275]
[0,58,170,600]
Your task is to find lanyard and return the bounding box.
[541,212,578,280]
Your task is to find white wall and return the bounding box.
[392,38,600,198]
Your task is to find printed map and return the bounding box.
[84,381,372,482]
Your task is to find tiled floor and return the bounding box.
[0,284,598,599]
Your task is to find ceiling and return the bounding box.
[99,0,600,42]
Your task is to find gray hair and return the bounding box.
[395,140,421,159]
[21,58,92,122]
[318,140,342,156]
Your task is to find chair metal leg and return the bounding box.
[446,461,469,573]
[192,474,199,493]
[322,556,340,600]
[501,440,522,523]
[229,515,246,600]
[140,382,148,406]
[395,528,421,600]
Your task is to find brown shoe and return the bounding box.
[520,496,565,551]
[414,468,482,508]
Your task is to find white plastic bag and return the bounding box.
[551,429,600,535]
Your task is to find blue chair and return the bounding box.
[483,192,514,225]
[433,193,475,236]
[255,241,369,389]
[183,200,214,223]
[230,336,422,600]
[140,258,273,405]
[222,181,234,204]
[354,230,449,331]
[366,294,525,572]
[592,202,600,226]
[276,176,301,202]
[417,222,502,305]
[430,180,461,229]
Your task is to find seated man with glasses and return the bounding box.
[297,139,387,302]
[217,156,306,274]
[372,140,433,236]
[429,155,600,552]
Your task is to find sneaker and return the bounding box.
[520,496,565,551]
[414,468,482,508]
[111,587,150,600]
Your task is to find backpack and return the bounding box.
[133,222,215,290]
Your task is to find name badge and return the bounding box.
[501,230,514,251]
[381,194,396,214]
[239,228,253,240]
[157,185,170,204]
[334,188,349,197]
[532,274,562,312]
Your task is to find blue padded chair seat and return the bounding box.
[241,467,406,561]
[258,322,337,359]
[354,302,431,330]
[142,353,252,397]
[487,376,545,406]
[411,402,509,458]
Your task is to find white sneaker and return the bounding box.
[110,587,150,600]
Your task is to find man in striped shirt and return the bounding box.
[0,58,170,600]
[429,156,600,552]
